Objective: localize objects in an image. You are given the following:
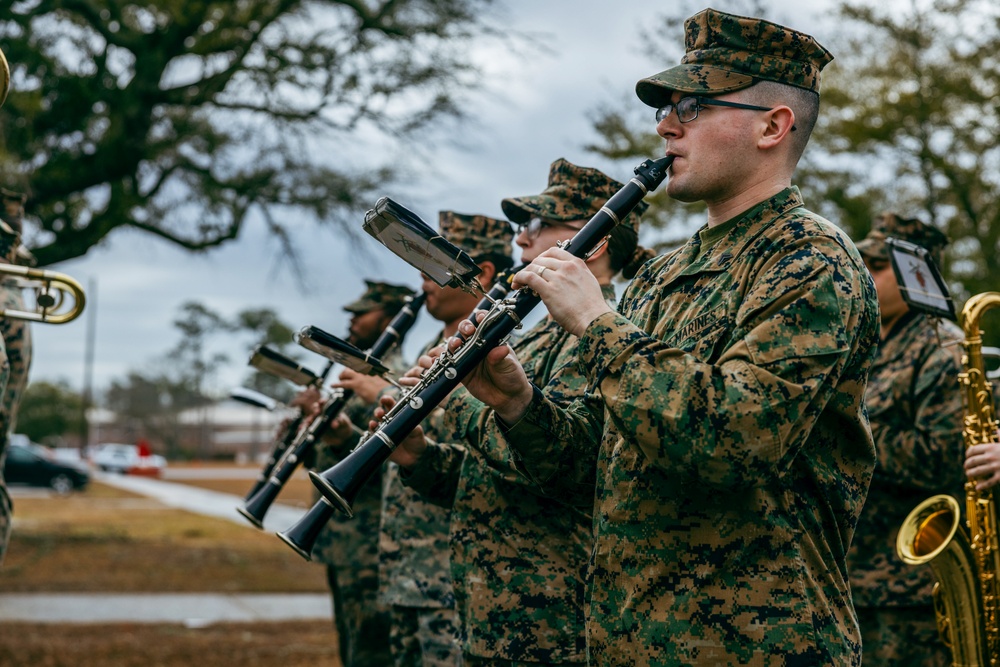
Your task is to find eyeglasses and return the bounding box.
[514,217,584,241]
[655,96,773,124]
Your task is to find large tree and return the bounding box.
[0,0,507,266]
[801,0,1000,304]
[585,0,1000,306]
[17,380,87,445]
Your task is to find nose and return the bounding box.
[656,113,681,139]
[515,227,531,248]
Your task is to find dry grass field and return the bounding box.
[0,468,342,667]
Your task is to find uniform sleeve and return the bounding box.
[464,328,600,498]
[399,440,466,508]
[396,386,468,508]
[0,289,31,433]
[577,239,866,492]
[502,387,606,507]
[871,346,965,490]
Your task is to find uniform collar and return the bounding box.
[659,187,805,286]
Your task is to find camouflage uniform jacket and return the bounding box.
[848,311,965,608]
[403,285,616,662]
[311,347,407,568]
[505,188,880,666]
[0,279,28,564]
[0,279,31,435]
[379,334,457,609]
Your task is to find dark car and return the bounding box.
[4,442,90,494]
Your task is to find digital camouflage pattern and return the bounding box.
[0,220,31,565]
[0,331,9,566]
[0,47,15,565]
[0,280,32,437]
[439,211,513,259]
[856,212,950,267]
[310,346,407,667]
[846,311,963,665]
[403,285,617,664]
[506,188,879,666]
[343,280,416,315]
[0,220,18,261]
[855,607,950,667]
[379,332,462,666]
[501,159,647,231]
[389,605,464,667]
[635,8,833,107]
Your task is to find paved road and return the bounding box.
[94,470,308,533]
[0,592,332,625]
[2,472,330,624]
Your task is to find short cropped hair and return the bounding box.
[737,80,819,164]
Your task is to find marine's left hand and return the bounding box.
[965,441,1000,491]
[332,368,392,404]
[513,247,613,337]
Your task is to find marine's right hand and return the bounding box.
[448,311,534,425]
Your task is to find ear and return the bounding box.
[758,105,796,150]
[584,241,609,264]
[476,260,498,288]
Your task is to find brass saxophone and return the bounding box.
[896,292,1000,667]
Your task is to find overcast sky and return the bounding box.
[28,0,844,401]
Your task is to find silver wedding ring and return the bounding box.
[538,266,548,279]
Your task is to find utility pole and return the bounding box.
[80,276,96,453]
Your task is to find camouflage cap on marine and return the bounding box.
[1,187,27,233]
[635,8,834,108]
[0,219,18,262]
[15,246,36,267]
[856,212,949,266]
[438,210,513,259]
[343,280,415,315]
[501,158,648,233]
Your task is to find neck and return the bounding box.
[705,173,790,228]
[880,311,907,340]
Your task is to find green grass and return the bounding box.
[1,481,328,593]
[0,479,341,667]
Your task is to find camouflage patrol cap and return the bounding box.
[856,212,949,265]
[15,245,36,267]
[0,218,18,261]
[343,280,415,314]
[635,8,834,108]
[1,187,27,234]
[0,47,8,108]
[500,158,648,233]
[438,210,513,259]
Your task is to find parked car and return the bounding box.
[4,441,90,493]
[89,443,167,476]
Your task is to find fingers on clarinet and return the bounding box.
[487,344,509,363]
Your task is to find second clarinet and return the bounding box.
[237,291,426,528]
[309,154,674,517]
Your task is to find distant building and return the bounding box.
[88,398,293,462]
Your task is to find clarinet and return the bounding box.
[277,265,523,559]
[308,155,673,517]
[237,291,427,529]
[242,361,335,503]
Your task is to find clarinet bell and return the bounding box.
[276,498,337,561]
